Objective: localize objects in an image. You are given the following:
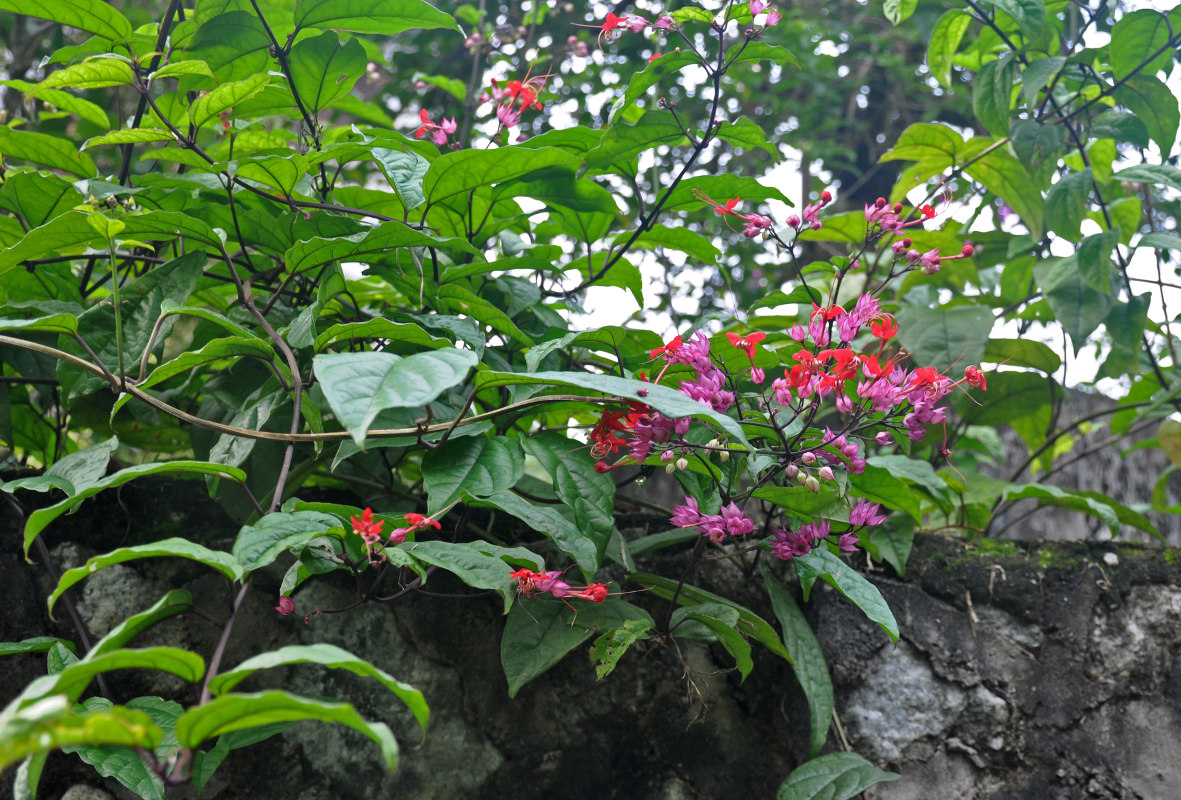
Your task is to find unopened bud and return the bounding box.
[818,466,835,481]
[801,451,816,465]
[661,449,675,462]
[719,450,729,462]
[805,476,820,493]
[796,470,808,486]
[675,457,689,471]
[961,243,975,257]
[786,464,799,479]
[666,462,676,475]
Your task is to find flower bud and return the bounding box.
[661,449,675,462]
[676,457,689,471]
[719,451,729,462]
[805,476,820,493]
[818,465,835,481]
[666,462,677,475]
[786,464,799,479]
[801,451,816,465]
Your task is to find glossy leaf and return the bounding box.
[501,598,653,697]
[26,461,248,557]
[980,0,1045,40]
[232,510,341,573]
[49,541,243,614]
[793,548,899,643]
[294,0,461,35]
[883,0,917,25]
[0,638,77,657]
[403,539,541,613]
[0,127,96,178]
[671,603,754,680]
[895,305,993,373]
[776,752,900,800]
[190,73,271,129]
[315,349,478,445]
[175,691,400,771]
[1113,76,1180,154]
[30,57,133,93]
[0,0,132,40]
[286,221,480,275]
[288,31,366,114]
[760,568,832,758]
[0,696,161,773]
[208,643,428,733]
[1110,9,1178,80]
[629,573,791,661]
[479,491,605,574]
[927,10,971,88]
[87,590,193,659]
[421,436,524,508]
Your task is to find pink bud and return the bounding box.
[275,596,295,615]
[817,466,835,481]
[801,451,816,465]
[961,243,975,257]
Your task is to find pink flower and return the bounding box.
[849,499,887,526]
[670,496,703,528]
[838,532,860,551]
[750,0,769,13]
[764,9,781,25]
[274,596,295,615]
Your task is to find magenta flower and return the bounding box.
[670,496,703,528]
[849,499,887,527]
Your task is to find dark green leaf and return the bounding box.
[1045,168,1092,240]
[980,0,1045,40]
[793,548,899,642]
[1113,76,1180,155]
[294,0,461,35]
[776,752,900,800]
[288,31,366,114]
[671,602,754,680]
[0,0,132,40]
[973,55,1015,137]
[760,568,832,757]
[895,305,993,373]
[88,590,193,658]
[208,643,428,733]
[1110,9,1177,80]
[402,539,541,613]
[0,127,96,178]
[232,510,341,573]
[315,349,478,445]
[175,691,400,771]
[49,541,244,614]
[982,338,1061,372]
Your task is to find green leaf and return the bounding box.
[793,548,899,643]
[980,0,1045,40]
[423,146,581,205]
[500,598,653,697]
[479,491,605,574]
[883,0,917,24]
[1000,483,1124,534]
[629,573,791,661]
[48,541,244,614]
[288,31,366,114]
[15,649,205,712]
[589,619,653,680]
[607,49,701,123]
[0,170,80,228]
[1,434,116,496]
[236,153,308,196]
[1077,231,1117,294]
[1110,9,1177,80]
[982,338,1061,372]
[862,515,916,577]
[0,127,96,178]
[1100,293,1152,379]
[314,349,478,445]
[185,11,272,83]
[1034,255,1114,354]
[1020,56,1064,105]
[1116,163,1181,195]
[151,60,217,80]
[967,144,1044,238]
[1045,168,1092,240]
[760,568,832,757]
[1113,76,1180,155]
[135,336,276,392]
[880,122,965,165]
[88,590,193,659]
[26,461,248,557]
[30,57,134,93]
[190,73,271,129]
[895,305,993,373]
[0,0,132,40]
[285,220,480,275]
[865,455,947,498]
[232,510,341,573]
[521,432,616,567]
[175,691,400,771]
[208,643,428,733]
[671,602,754,680]
[82,129,176,150]
[63,697,184,800]
[715,116,780,161]
[372,147,430,210]
[475,370,753,452]
[314,319,446,352]
[0,637,77,657]
[927,10,971,88]
[847,464,922,521]
[3,78,112,127]
[1009,119,1064,182]
[402,539,541,613]
[420,434,522,508]
[294,0,461,35]
[753,485,850,523]
[0,697,160,773]
[776,752,900,800]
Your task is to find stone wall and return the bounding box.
[3,482,1180,800]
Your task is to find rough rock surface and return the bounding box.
[3,482,1181,799]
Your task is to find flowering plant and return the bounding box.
[0,0,1177,797]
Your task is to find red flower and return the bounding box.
[725,331,766,361]
[920,204,936,219]
[567,583,609,603]
[404,512,442,530]
[869,314,898,340]
[810,303,846,321]
[714,197,741,216]
[651,334,684,359]
[906,366,943,391]
[350,508,384,543]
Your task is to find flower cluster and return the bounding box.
[415,109,457,146]
[769,500,887,561]
[670,496,756,543]
[350,507,442,562]
[510,567,608,603]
